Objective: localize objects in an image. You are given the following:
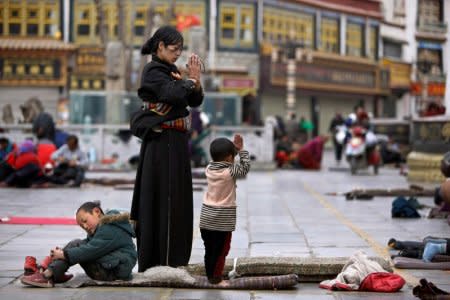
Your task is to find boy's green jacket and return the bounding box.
[64,210,137,280]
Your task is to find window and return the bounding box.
[383,41,402,59]
[44,4,59,37]
[418,0,442,26]
[78,24,90,36]
[346,22,363,57]
[27,24,38,35]
[134,25,145,36]
[417,47,442,75]
[135,11,144,19]
[394,0,405,14]
[263,7,314,48]
[11,9,20,18]
[28,10,37,18]
[219,3,255,49]
[9,23,21,35]
[368,26,378,60]
[74,4,92,42]
[320,17,339,53]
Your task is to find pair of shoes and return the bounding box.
[24,256,38,275]
[24,256,53,275]
[413,278,449,299]
[21,272,54,288]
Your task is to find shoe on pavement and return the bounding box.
[21,272,54,288]
[24,256,38,275]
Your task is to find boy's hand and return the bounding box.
[233,134,243,151]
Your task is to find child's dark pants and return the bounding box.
[48,239,117,282]
[200,229,232,284]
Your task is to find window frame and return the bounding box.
[320,16,340,54]
[218,2,256,51]
[346,21,364,57]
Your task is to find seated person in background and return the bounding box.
[0,140,42,187]
[295,135,329,170]
[36,137,57,167]
[49,135,88,187]
[379,137,404,166]
[0,137,16,161]
[275,135,293,168]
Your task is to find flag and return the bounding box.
[176,14,201,31]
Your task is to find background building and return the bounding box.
[0,0,447,131]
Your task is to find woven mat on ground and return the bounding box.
[182,257,392,280]
[433,255,450,262]
[393,257,450,270]
[62,273,298,289]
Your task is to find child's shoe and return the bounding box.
[54,273,74,283]
[39,256,53,270]
[21,272,54,288]
[24,256,38,275]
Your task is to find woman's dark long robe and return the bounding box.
[131,56,203,271]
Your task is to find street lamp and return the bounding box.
[285,39,297,118]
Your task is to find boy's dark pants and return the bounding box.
[200,229,232,283]
[48,239,117,282]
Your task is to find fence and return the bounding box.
[0,123,275,167]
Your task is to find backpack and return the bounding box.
[359,272,405,292]
[391,196,421,218]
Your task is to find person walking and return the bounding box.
[130,26,204,272]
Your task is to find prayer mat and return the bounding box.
[0,216,76,225]
[183,256,392,281]
[61,273,299,289]
[393,257,450,270]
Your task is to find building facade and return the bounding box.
[259,0,387,136]
[0,0,447,128]
[0,0,76,121]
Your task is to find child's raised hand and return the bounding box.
[233,134,243,151]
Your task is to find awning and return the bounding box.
[0,38,77,51]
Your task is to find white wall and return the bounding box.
[444,0,450,116]
[0,87,60,122]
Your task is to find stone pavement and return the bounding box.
[0,150,449,299]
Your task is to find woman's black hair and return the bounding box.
[210,138,236,162]
[77,201,104,215]
[141,25,183,55]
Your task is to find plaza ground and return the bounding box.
[0,151,448,299]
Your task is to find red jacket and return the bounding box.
[7,152,41,170]
[36,143,57,166]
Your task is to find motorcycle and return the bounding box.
[345,126,381,175]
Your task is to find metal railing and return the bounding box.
[0,123,275,166]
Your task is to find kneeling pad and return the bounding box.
[61,273,299,290]
[393,257,450,270]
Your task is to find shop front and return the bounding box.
[261,52,390,136]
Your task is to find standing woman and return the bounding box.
[131,26,203,271]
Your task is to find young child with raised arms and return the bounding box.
[199,134,250,285]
